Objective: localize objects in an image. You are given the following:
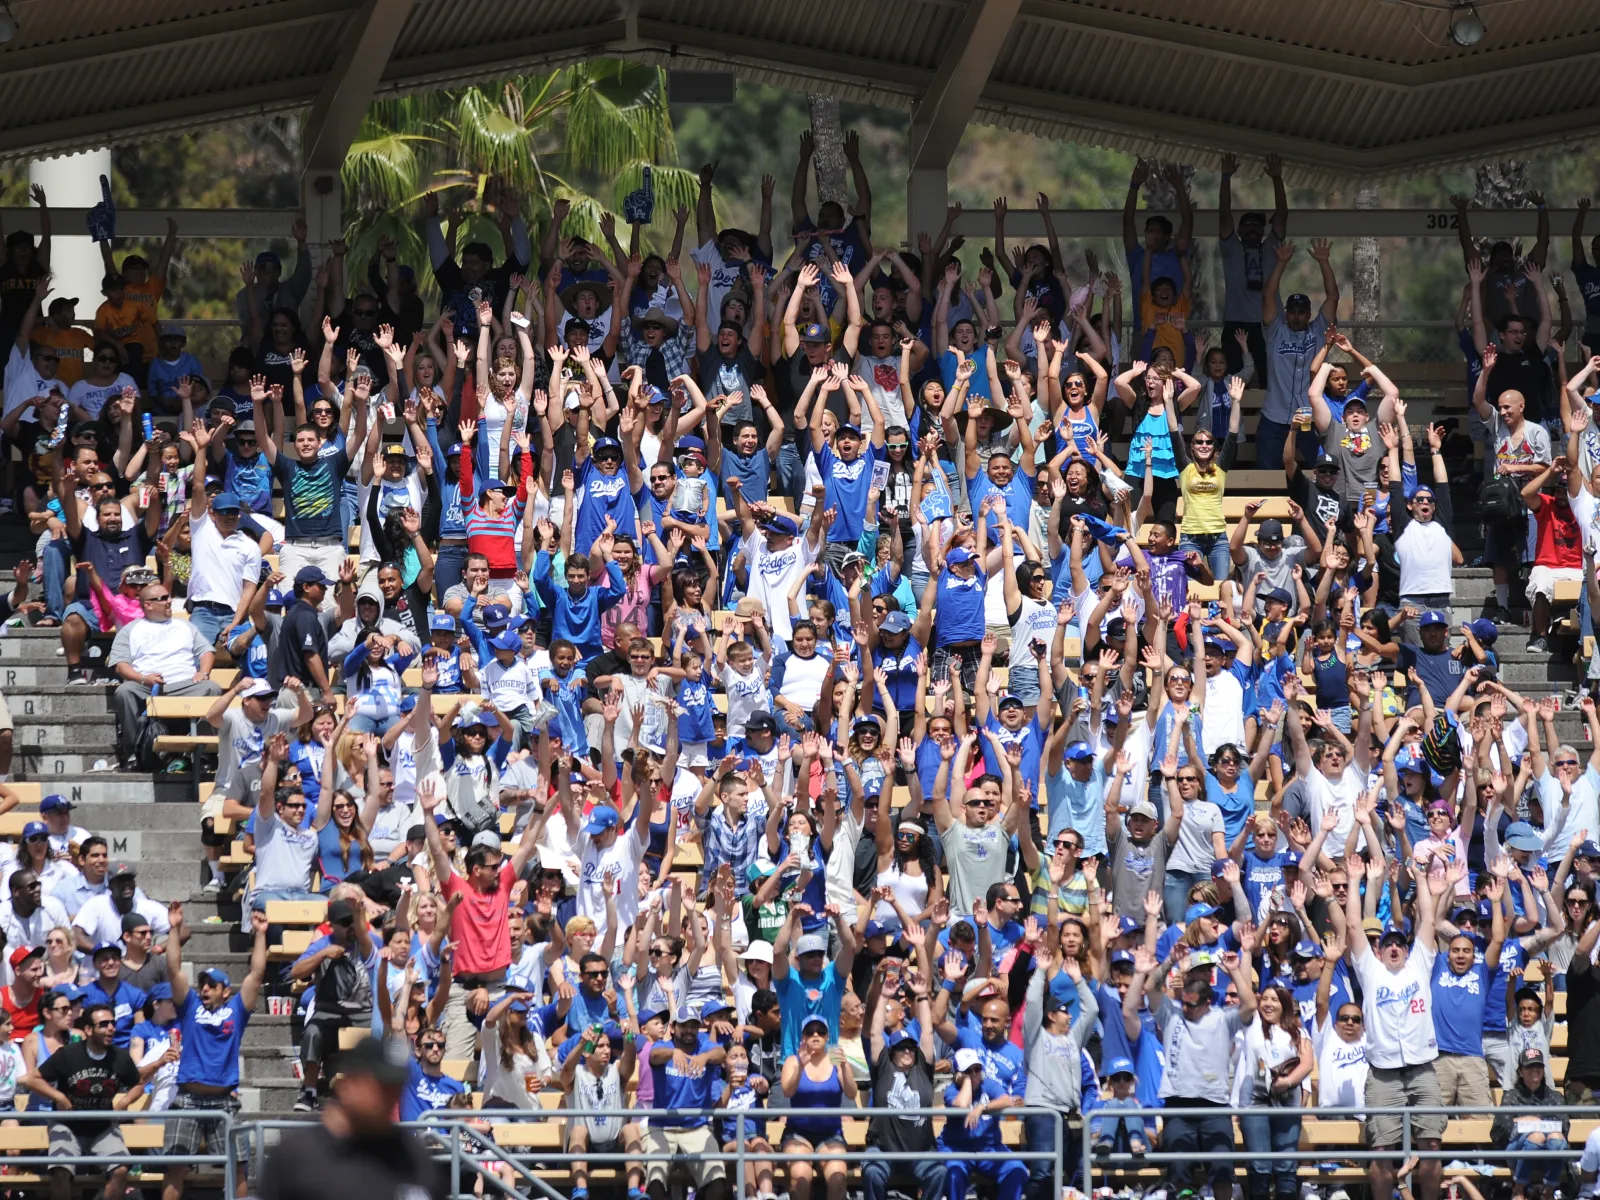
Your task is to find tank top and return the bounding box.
[787,1061,844,1143]
[874,862,929,923]
[26,1029,58,1110]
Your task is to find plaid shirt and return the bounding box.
[697,793,769,896]
[618,317,697,380]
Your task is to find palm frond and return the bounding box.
[341,132,434,211]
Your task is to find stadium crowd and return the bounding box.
[4,142,1600,1200]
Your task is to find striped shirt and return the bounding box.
[460,441,530,574]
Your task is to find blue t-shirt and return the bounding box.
[954,1027,1026,1098]
[939,1076,1008,1149]
[573,457,638,554]
[966,467,1035,541]
[85,980,148,1049]
[721,448,770,503]
[1430,955,1491,1056]
[273,448,350,541]
[1205,775,1256,846]
[677,669,716,743]
[223,450,273,514]
[935,567,987,647]
[816,442,879,544]
[400,1057,466,1120]
[979,712,1048,798]
[1239,849,1301,919]
[649,1032,721,1128]
[174,990,251,1089]
[774,965,846,1058]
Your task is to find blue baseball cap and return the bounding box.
[1419,609,1449,628]
[879,610,911,634]
[1468,618,1500,642]
[197,968,232,990]
[583,804,620,836]
[49,984,85,1005]
[863,920,894,940]
[489,629,522,651]
[1291,940,1323,960]
[507,999,530,1014]
[90,941,122,959]
[255,251,281,270]
[210,491,242,513]
[886,1028,918,1050]
[1109,950,1136,970]
[677,435,706,453]
[453,708,487,729]
[946,546,976,565]
[21,821,47,840]
[1184,902,1219,924]
[147,982,173,1002]
[699,997,733,1021]
[761,513,799,537]
[480,604,511,628]
[294,565,330,587]
[38,794,69,814]
[430,613,457,632]
[1065,741,1095,762]
[997,693,1026,710]
[592,436,623,457]
[266,586,292,608]
[482,478,513,495]
[1505,821,1544,852]
[1579,841,1600,859]
[1106,1056,1137,1078]
[1261,586,1292,605]
[1378,918,1413,944]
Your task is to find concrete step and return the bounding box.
[11,713,117,747]
[243,1045,302,1085]
[8,775,198,804]
[16,746,134,775]
[4,687,115,718]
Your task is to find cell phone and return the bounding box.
[509,311,530,329]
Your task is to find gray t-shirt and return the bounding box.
[214,701,294,794]
[940,819,1011,915]
[1219,231,1283,325]
[253,807,319,892]
[1241,540,1308,614]
[1322,421,1382,506]
[1108,825,1169,918]
[1168,797,1225,875]
[1263,312,1329,424]
[1155,995,1244,1102]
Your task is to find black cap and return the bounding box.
[327,898,358,926]
[339,1036,409,1085]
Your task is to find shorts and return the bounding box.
[782,1131,848,1153]
[47,1124,127,1175]
[680,741,711,769]
[164,1090,241,1156]
[643,1125,726,1189]
[1527,565,1584,603]
[1365,1062,1447,1147]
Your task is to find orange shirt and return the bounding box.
[30,325,93,386]
[94,297,158,360]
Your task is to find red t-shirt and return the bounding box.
[1535,498,1584,570]
[442,862,515,976]
[1,986,40,1042]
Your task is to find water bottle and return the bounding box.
[150,682,161,697]
[47,401,69,449]
[142,413,153,442]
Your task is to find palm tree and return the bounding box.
[338,61,701,284]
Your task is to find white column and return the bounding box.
[906,167,949,249]
[29,149,111,312]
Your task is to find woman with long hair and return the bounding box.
[472,298,534,480]
[289,703,339,814]
[316,789,374,893]
[19,985,75,1111]
[39,927,84,989]
[872,791,942,929]
[480,990,552,1108]
[1237,983,1313,1200]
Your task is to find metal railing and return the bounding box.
[0,1108,242,1199]
[1081,1103,1591,1192]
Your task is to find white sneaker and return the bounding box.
[202,877,223,894]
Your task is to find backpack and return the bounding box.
[1477,476,1524,525]
[314,944,373,1020]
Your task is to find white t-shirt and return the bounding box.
[1577,1123,1600,1176]
[68,374,137,420]
[1202,667,1247,755]
[189,509,264,610]
[574,821,648,938]
[1231,1020,1305,1107]
[2,342,63,419]
[743,528,817,643]
[1394,517,1455,597]
[1313,1013,1370,1108]
[1352,939,1438,1069]
[1307,765,1366,859]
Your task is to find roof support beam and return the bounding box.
[0,208,300,239]
[908,0,1024,172]
[950,208,1580,240]
[301,0,415,177]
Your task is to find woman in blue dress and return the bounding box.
[780,1015,858,1200]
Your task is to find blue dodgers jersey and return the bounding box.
[174,991,251,1090]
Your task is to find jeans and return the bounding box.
[945,1155,1028,1200]
[435,544,468,600]
[1507,1132,1568,1186]
[861,1156,947,1200]
[1164,866,1207,924]
[42,537,69,621]
[187,603,232,649]
[1240,1110,1302,1200]
[1023,1110,1058,1200]
[1161,1105,1236,1196]
[776,441,806,508]
[1180,532,1234,586]
[348,713,401,736]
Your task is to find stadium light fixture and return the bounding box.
[1448,3,1485,47]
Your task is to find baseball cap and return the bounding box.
[744,712,777,734]
[761,513,799,537]
[953,1048,983,1073]
[158,322,186,340]
[1418,609,1449,628]
[863,920,893,940]
[879,610,911,634]
[801,1014,830,1035]
[1313,451,1341,471]
[470,830,502,853]
[799,322,829,344]
[382,442,409,457]
[453,708,487,729]
[90,941,122,959]
[20,820,46,841]
[886,1028,918,1050]
[326,899,358,926]
[583,805,620,836]
[701,998,734,1021]
[38,794,70,813]
[341,1035,410,1085]
[946,546,975,565]
[1468,617,1500,642]
[836,423,863,439]
[1106,1056,1137,1078]
[1504,821,1544,852]
[1520,1047,1547,1068]
[795,933,828,956]
[1128,799,1158,821]
[997,694,1026,711]
[198,967,232,988]
[1065,741,1095,762]
[293,566,330,588]
[1184,903,1219,924]
[430,613,457,632]
[120,913,150,934]
[1378,918,1413,944]
[739,941,775,964]
[1256,519,1284,542]
[489,629,522,651]
[210,491,242,513]
[107,861,136,880]
[480,603,511,629]
[1291,940,1323,960]
[7,946,41,970]
[146,982,173,1002]
[1109,950,1136,971]
[1261,586,1293,606]
[672,1004,701,1025]
[1580,841,1600,860]
[237,679,273,700]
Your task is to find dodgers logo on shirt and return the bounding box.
[831,458,867,482]
[588,475,627,502]
[757,549,798,580]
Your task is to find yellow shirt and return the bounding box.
[30,325,93,386]
[1140,287,1190,366]
[94,298,158,360]
[1179,461,1228,535]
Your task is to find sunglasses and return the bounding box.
[1336,1013,1363,1024]
[582,969,609,979]
[353,308,379,318]
[142,594,171,602]
[1556,759,1581,768]
[418,1040,445,1051]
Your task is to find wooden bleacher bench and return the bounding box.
[266,898,326,959]
[151,734,219,756]
[150,693,484,720]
